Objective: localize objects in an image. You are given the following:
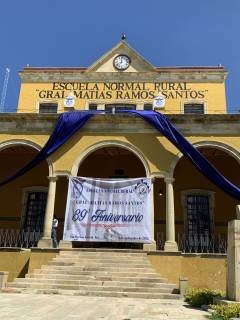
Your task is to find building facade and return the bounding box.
[0,40,239,252]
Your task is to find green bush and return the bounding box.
[210,303,240,320]
[185,288,224,307]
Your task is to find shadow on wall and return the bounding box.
[18,258,29,278]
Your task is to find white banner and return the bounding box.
[63,177,152,243]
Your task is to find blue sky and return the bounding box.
[0,0,240,113]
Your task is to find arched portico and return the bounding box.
[169,140,240,178]
[169,141,240,253]
[0,139,53,176]
[71,140,151,177]
[0,140,52,247]
[54,141,156,250]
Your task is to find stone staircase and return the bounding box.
[3,249,180,299]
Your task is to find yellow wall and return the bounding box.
[28,251,58,274]
[0,251,58,282]
[149,254,226,291]
[0,251,31,281]
[17,81,226,114]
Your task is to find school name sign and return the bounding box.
[63,177,152,243]
[36,82,208,100]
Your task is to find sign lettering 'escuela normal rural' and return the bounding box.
[36,82,208,100]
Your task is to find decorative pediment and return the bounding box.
[86,40,156,73]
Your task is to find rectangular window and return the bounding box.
[144,104,153,111]
[186,195,211,236]
[22,192,47,231]
[184,103,204,114]
[89,104,98,110]
[105,104,136,114]
[39,103,58,114]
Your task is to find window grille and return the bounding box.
[186,194,211,236]
[22,192,47,231]
[89,104,98,110]
[39,103,58,114]
[184,103,204,114]
[144,104,153,110]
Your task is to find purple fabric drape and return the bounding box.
[125,110,240,200]
[0,110,239,201]
[0,111,94,186]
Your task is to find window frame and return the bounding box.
[181,101,207,115]
[143,103,153,111]
[88,103,98,111]
[181,189,215,236]
[21,187,48,231]
[38,101,58,114]
[105,103,137,113]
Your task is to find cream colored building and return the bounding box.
[0,40,239,253]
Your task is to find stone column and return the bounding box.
[236,205,240,219]
[59,175,73,249]
[227,219,240,301]
[164,177,178,252]
[38,176,58,248]
[143,178,156,251]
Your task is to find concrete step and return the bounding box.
[7,282,175,294]
[35,268,159,277]
[40,265,155,272]
[53,257,150,263]
[48,261,151,267]
[59,250,148,257]
[59,249,147,255]
[59,253,147,259]
[25,273,168,283]
[4,249,180,300]
[14,278,175,289]
[2,287,181,299]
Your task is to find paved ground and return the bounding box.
[0,293,210,320]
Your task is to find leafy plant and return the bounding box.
[185,288,224,307]
[210,303,240,320]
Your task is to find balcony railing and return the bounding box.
[0,229,42,248]
[157,232,227,253]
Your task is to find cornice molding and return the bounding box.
[0,113,239,135]
[19,70,227,83]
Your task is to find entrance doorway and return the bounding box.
[75,145,147,248]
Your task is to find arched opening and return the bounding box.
[0,144,49,247]
[173,146,240,252]
[73,145,147,248]
[77,146,146,178]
